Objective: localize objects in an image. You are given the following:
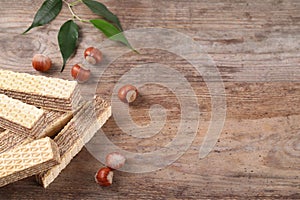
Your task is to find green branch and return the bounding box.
[63,0,88,22]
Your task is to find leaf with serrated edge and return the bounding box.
[58,20,79,72]
[82,0,123,31]
[23,0,62,34]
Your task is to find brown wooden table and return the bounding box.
[0,0,300,199]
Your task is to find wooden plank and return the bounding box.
[0,0,299,199]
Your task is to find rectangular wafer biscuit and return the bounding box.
[0,130,32,154]
[0,94,45,138]
[0,137,61,187]
[39,110,74,138]
[36,96,111,188]
[0,69,82,112]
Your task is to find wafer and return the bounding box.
[40,110,74,138]
[0,137,61,187]
[0,130,32,154]
[0,94,45,138]
[36,96,111,188]
[0,69,82,112]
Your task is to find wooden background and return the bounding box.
[0,0,300,199]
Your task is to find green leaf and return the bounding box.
[58,20,79,72]
[23,0,62,34]
[90,19,134,50]
[82,0,123,31]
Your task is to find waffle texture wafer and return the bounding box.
[0,137,60,187]
[0,94,45,138]
[36,97,111,188]
[0,130,32,154]
[0,69,82,112]
[39,110,74,138]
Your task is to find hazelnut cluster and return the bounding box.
[71,47,103,83]
[95,152,126,187]
[32,47,103,83]
[95,87,138,187]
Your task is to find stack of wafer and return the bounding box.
[0,69,111,188]
[0,137,60,187]
[37,96,111,188]
[0,94,46,138]
[0,69,82,112]
[0,129,31,154]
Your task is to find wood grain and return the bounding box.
[0,0,300,199]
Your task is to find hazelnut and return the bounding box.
[95,167,113,187]
[118,85,138,103]
[71,64,91,83]
[32,54,52,72]
[105,152,126,170]
[84,47,102,65]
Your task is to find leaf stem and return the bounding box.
[69,0,82,7]
[63,0,88,23]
